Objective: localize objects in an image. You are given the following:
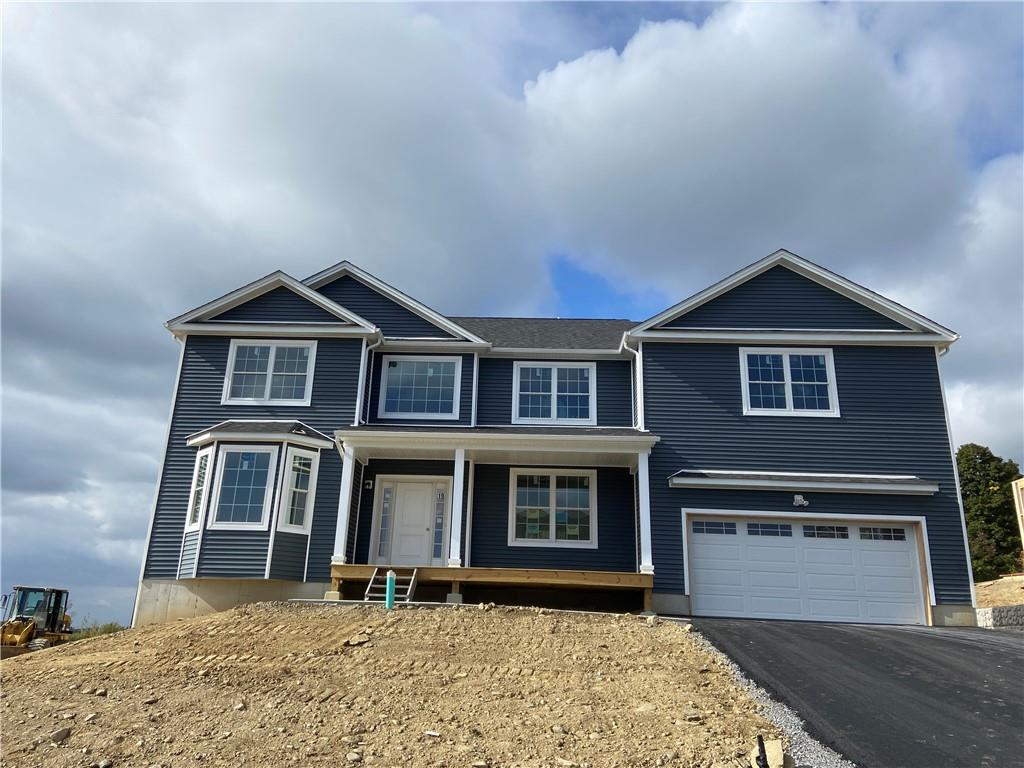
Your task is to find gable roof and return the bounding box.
[166,271,377,334]
[450,317,636,350]
[630,250,958,341]
[303,261,487,343]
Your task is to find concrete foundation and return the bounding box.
[134,578,330,627]
[930,603,978,627]
[650,592,691,616]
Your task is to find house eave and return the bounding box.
[627,329,956,347]
[167,322,380,339]
[668,469,939,496]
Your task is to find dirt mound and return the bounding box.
[1,602,779,767]
[976,574,1024,608]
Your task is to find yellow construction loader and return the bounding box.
[0,586,73,658]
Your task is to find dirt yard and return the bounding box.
[0,603,780,768]
[975,574,1024,608]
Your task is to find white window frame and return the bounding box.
[275,446,320,535]
[739,347,840,417]
[221,339,317,406]
[377,355,463,420]
[507,468,598,549]
[207,444,280,531]
[511,361,598,426]
[184,446,214,532]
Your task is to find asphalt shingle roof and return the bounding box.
[449,317,636,350]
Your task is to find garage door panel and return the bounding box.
[687,514,926,626]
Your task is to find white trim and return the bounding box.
[206,444,280,531]
[934,347,977,606]
[166,270,377,331]
[380,340,490,352]
[367,475,454,566]
[636,341,645,430]
[507,468,598,549]
[471,353,480,427]
[669,469,938,495]
[276,446,321,535]
[352,338,368,427]
[377,354,463,421]
[170,322,375,339]
[221,339,318,407]
[628,329,953,347]
[187,430,333,450]
[487,347,624,360]
[336,428,659,456]
[739,347,840,417]
[680,507,937,605]
[132,336,186,628]
[448,449,466,566]
[511,361,598,426]
[630,249,958,341]
[332,444,357,564]
[264,446,290,578]
[637,451,654,573]
[302,261,488,343]
[184,446,215,532]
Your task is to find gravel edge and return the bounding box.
[684,626,857,768]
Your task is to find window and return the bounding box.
[508,469,597,548]
[860,526,906,541]
[209,445,279,530]
[692,520,737,535]
[802,524,849,539]
[378,355,462,419]
[277,447,320,533]
[747,522,792,537]
[739,348,839,417]
[222,340,316,405]
[512,362,597,425]
[185,447,213,531]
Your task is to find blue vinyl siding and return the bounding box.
[306,448,343,583]
[345,461,364,564]
[469,465,637,572]
[476,358,633,426]
[353,460,455,564]
[143,335,361,581]
[177,531,200,578]
[315,274,454,338]
[197,530,269,577]
[642,342,971,603]
[210,286,346,324]
[661,266,909,330]
[367,353,474,426]
[269,531,308,581]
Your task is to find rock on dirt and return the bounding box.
[1,602,781,767]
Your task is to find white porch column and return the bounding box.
[637,450,654,574]
[331,443,356,565]
[448,448,466,566]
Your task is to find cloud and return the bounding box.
[2,3,1021,623]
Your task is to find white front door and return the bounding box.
[373,477,451,566]
[688,516,927,625]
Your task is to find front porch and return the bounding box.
[326,426,660,611]
[329,564,655,610]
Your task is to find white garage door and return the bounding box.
[688,516,926,625]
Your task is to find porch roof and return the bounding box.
[335,426,658,468]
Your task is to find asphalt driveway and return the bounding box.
[693,619,1024,768]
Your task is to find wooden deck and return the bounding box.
[329,564,653,609]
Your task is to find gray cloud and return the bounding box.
[2,3,1020,624]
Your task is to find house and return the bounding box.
[132,250,977,627]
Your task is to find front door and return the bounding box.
[374,477,451,566]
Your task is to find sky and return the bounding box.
[3,2,1022,626]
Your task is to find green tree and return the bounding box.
[957,443,1023,582]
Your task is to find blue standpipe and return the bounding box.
[385,569,396,610]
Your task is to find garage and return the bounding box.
[687,514,928,625]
